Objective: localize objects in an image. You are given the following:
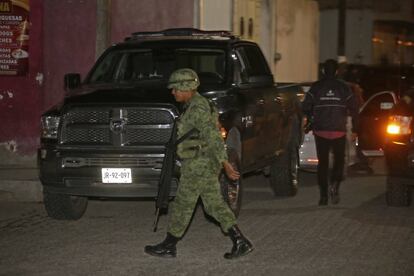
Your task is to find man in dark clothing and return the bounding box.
[302,59,359,205]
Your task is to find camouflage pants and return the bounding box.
[168,157,236,238]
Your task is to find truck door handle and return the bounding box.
[273,96,282,103]
[256,99,265,105]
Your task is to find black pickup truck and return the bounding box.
[38,28,303,220]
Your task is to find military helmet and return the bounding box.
[167,68,200,91]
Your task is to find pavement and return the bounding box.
[0,165,413,275]
[0,166,42,202]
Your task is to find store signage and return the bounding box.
[0,0,29,75]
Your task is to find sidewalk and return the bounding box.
[0,166,42,202]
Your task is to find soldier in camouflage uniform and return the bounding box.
[144,68,253,259]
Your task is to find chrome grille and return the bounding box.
[60,107,175,146]
[62,156,163,168]
[64,110,110,124]
[125,128,173,145]
[126,109,172,124]
[64,127,111,144]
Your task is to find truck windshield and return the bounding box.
[87,48,226,85]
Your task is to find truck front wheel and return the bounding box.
[220,148,242,217]
[43,191,88,220]
[269,144,299,197]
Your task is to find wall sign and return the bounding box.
[0,0,29,75]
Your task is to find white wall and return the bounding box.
[319,9,337,63]
[346,10,373,65]
[260,0,274,67]
[274,0,319,82]
[319,9,374,64]
[198,0,233,31]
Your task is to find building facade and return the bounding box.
[0,0,319,166]
[318,0,414,65]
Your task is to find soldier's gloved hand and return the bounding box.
[223,161,240,181]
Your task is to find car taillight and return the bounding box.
[220,127,227,139]
[386,116,412,135]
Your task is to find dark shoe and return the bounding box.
[318,197,328,206]
[224,225,254,259]
[329,182,340,205]
[144,233,179,258]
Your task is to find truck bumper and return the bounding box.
[38,147,179,197]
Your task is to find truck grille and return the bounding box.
[60,107,175,146]
[62,156,164,169]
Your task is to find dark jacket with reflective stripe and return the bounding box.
[302,77,359,133]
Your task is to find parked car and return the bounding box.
[38,28,302,220]
[358,91,398,157]
[383,90,414,206]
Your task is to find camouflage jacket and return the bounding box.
[176,92,227,164]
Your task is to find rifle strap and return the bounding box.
[175,128,199,146]
[153,208,160,232]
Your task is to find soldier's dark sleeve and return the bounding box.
[345,85,360,133]
[189,102,228,164]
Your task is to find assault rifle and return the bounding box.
[153,124,199,232]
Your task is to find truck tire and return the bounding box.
[269,143,299,197]
[386,177,411,207]
[43,191,88,220]
[220,148,242,217]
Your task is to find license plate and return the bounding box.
[101,168,132,183]
[380,102,394,110]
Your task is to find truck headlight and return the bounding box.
[41,116,60,139]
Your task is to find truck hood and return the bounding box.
[64,82,177,107]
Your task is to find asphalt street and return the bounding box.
[0,169,413,276]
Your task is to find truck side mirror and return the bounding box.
[64,73,81,90]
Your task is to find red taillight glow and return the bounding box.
[386,116,412,135]
[307,158,319,163]
[220,127,227,139]
[387,124,401,134]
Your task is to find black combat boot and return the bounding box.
[329,181,340,204]
[224,225,254,259]
[144,232,179,258]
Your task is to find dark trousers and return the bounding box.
[314,135,346,198]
